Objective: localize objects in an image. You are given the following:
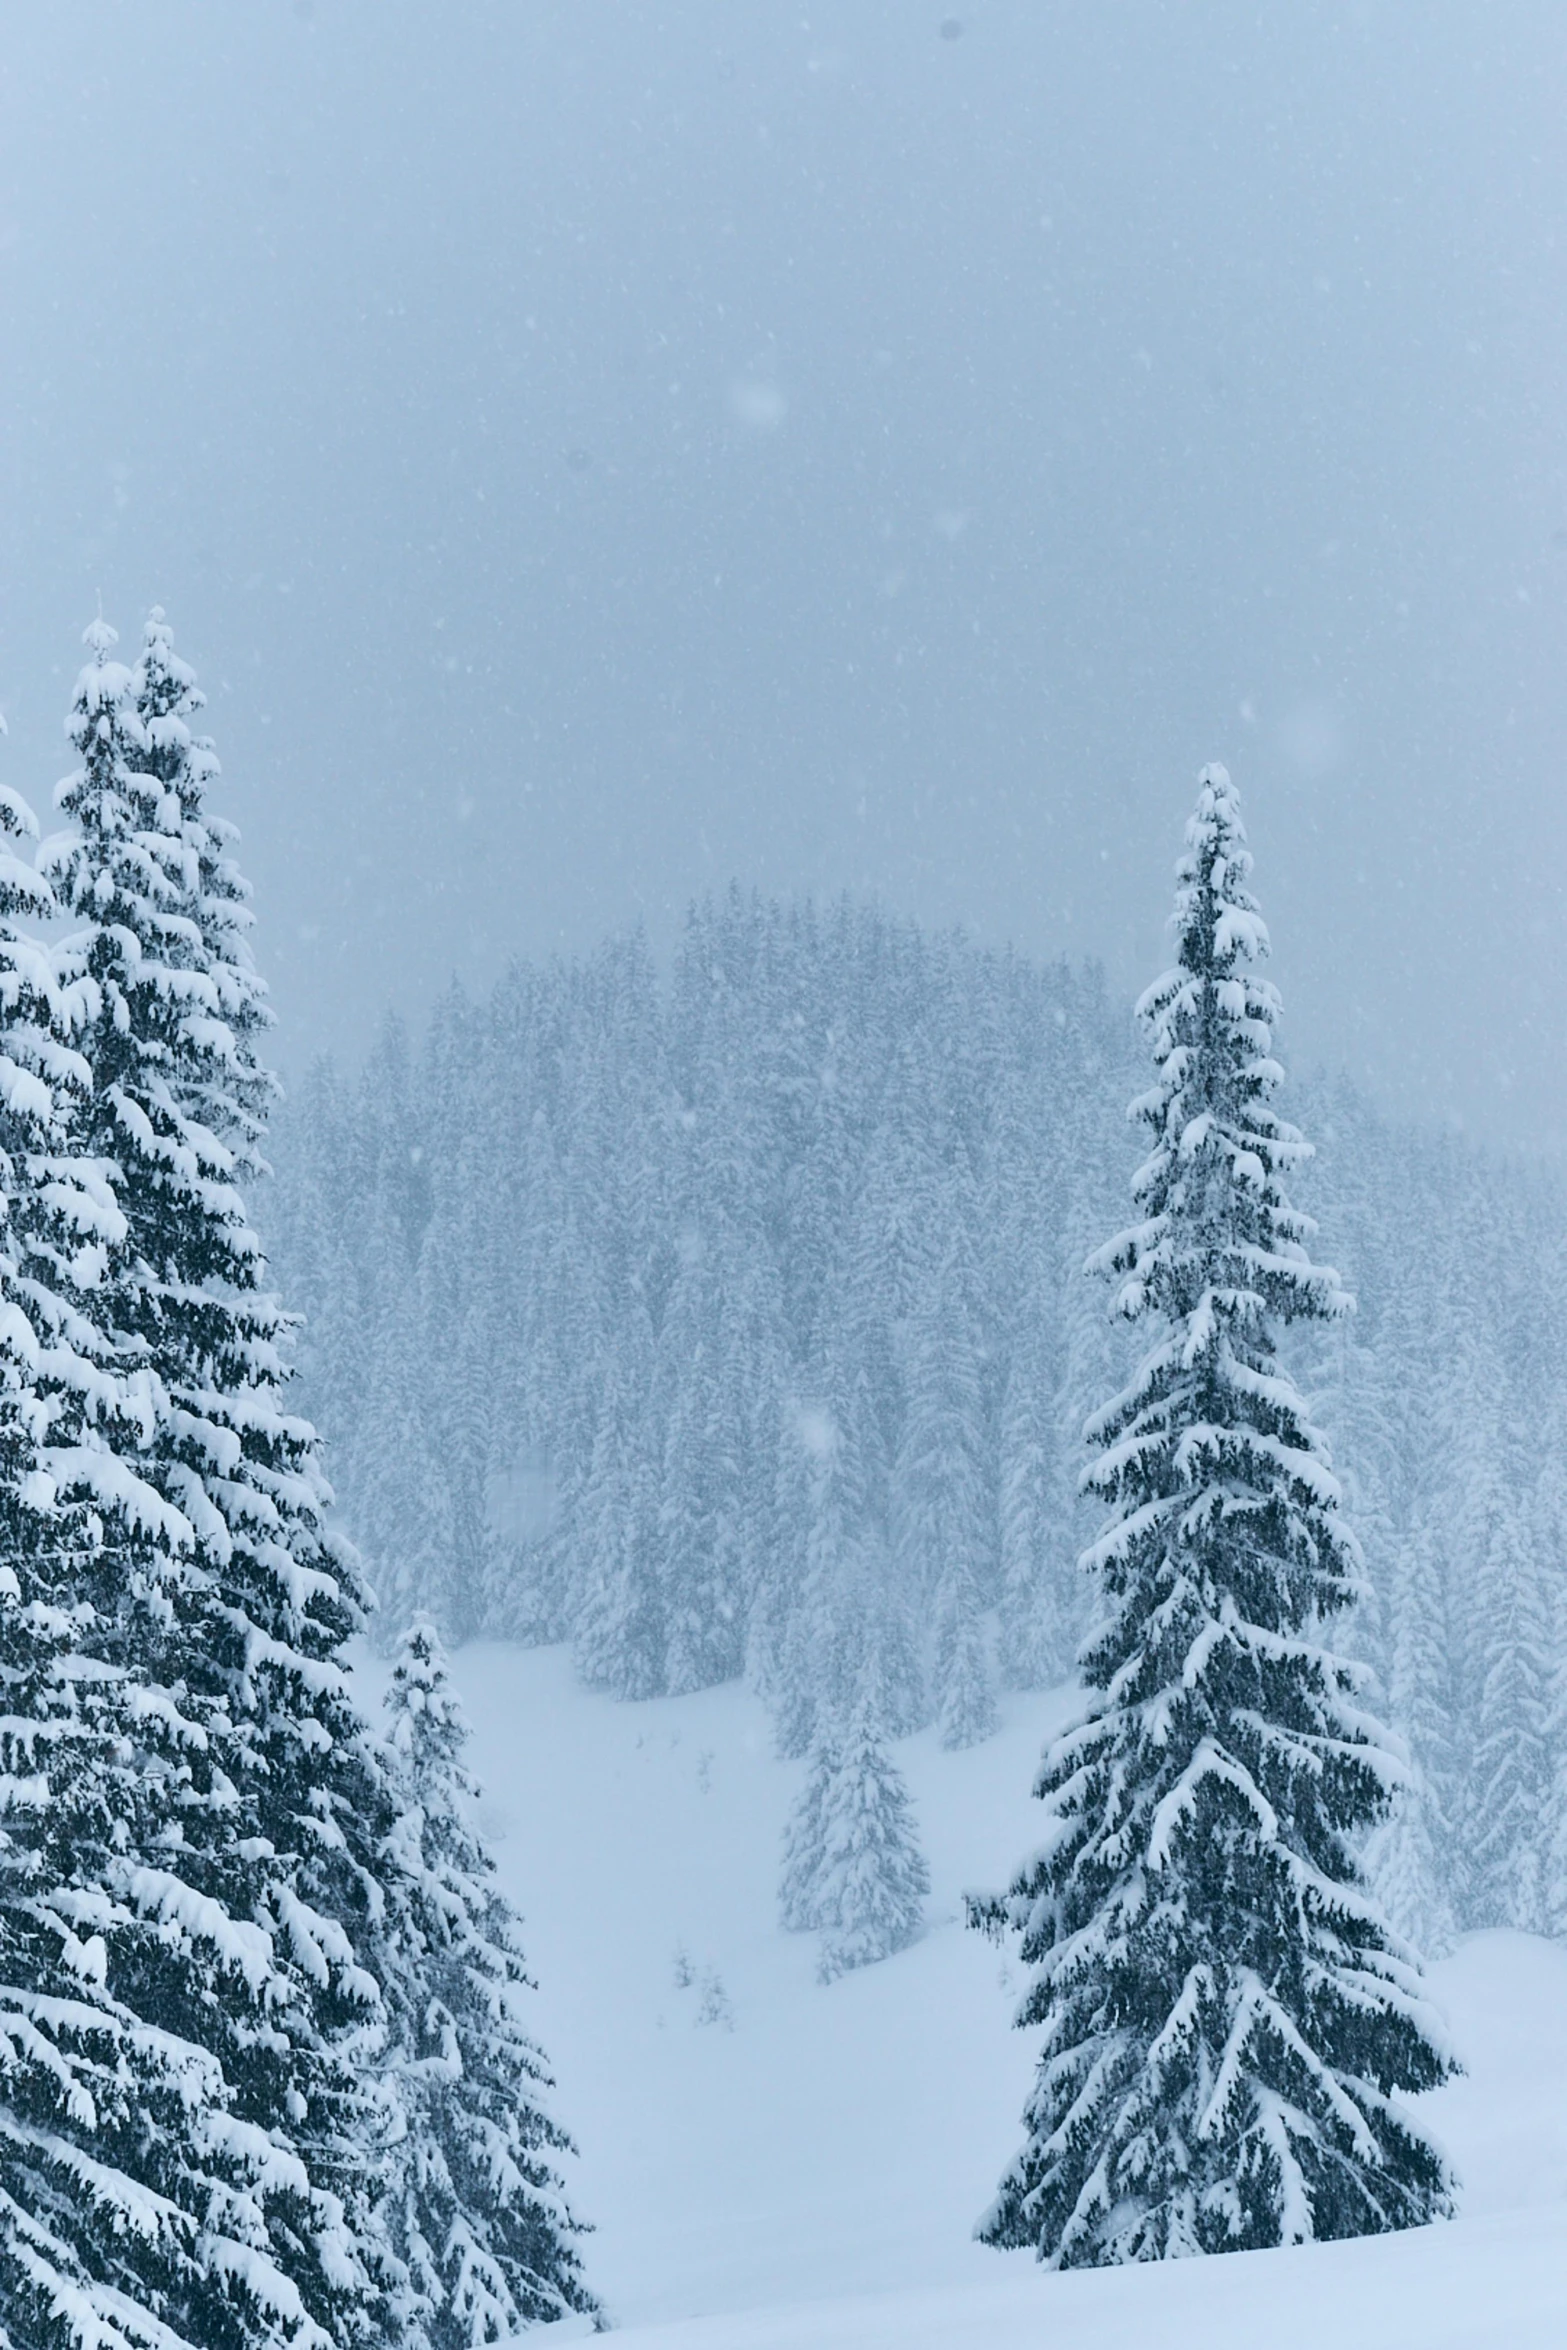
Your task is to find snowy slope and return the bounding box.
[350,1644,1567,2345]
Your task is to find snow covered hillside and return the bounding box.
[351,1643,1567,2346]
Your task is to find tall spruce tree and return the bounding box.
[972,765,1454,2266]
[38,617,405,2342]
[380,1622,597,2344]
[0,673,349,2350]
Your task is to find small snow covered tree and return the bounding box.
[380,1621,597,2344]
[972,764,1455,2266]
[813,1677,929,1981]
[779,1667,928,1979]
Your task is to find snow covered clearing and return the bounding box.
[351,1643,1567,2346]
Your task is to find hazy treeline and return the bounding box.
[265,890,1567,1954]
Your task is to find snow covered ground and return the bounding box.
[351,1643,1567,2345]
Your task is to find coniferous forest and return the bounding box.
[267,866,1567,1976]
[4,610,1567,2339]
[11,11,1567,2345]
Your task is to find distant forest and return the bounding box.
[266,888,1567,1957]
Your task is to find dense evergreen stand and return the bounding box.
[269,889,1567,1943]
[971,765,1455,2266]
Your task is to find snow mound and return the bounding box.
[596,2207,1567,2349]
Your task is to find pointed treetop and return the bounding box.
[1162,757,1273,991]
[1096,761,1339,1332]
[66,617,137,750]
[139,604,201,707]
[388,1613,471,1785]
[399,1612,445,1674]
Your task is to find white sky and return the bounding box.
[2,2,1564,1146]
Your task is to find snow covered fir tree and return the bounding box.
[0,616,595,2349]
[0,712,303,2350]
[380,1619,597,2342]
[969,764,1456,2266]
[31,615,404,2345]
[779,1667,930,1983]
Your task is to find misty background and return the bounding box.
[1,1,1564,1145]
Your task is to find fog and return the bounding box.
[2,2,1564,1145]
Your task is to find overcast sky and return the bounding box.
[2,2,1565,1145]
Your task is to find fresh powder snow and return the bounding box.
[352,1640,1567,2348]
